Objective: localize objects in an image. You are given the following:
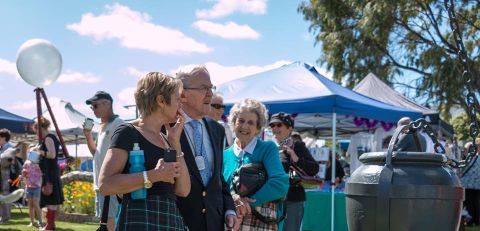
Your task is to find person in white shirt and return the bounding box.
[83,91,124,231]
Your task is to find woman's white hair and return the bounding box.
[228,98,269,135]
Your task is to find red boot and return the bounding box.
[41,209,56,230]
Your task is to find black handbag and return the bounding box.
[232,163,267,197]
[96,196,110,231]
[232,162,287,225]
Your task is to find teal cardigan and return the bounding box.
[223,139,289,207]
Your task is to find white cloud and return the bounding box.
[116,87,137,119]
[0,58,20,79]
[171,60,291,86]
[125,67,147,78]
[9,99,37,111]
[67,3,211,55]
[57,70,101,84]
[117,87,136,106]
[193,20,260,40]
[196,0,267,19]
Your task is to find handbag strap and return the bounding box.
[251,202,286,224]
[100,196,110,225]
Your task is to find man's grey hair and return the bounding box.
[175,65,210,86]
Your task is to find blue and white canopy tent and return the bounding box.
[219,61,422,133]
[217,61,422,231]
[0,108,33,134]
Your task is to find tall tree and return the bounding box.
[299,0,479,120]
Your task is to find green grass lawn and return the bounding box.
[2,207,480,231]
[467,227,480,231]
[0,208,98,231]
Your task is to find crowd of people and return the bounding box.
[1,64,478,231]
[0,65,319,231]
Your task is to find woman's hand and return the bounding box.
[281,144,299,163]
[233,194,255,216]
[165,110,185,147]
[149,159,181,184]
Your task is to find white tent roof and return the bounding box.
[353,73,437,115]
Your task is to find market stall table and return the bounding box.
[303,190,348,231]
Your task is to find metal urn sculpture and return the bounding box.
[345,120,464,231]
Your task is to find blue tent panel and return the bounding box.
[0,108,33,133]
[219,62,422,123]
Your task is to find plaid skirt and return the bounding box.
[116,195,186,231]
[239,202,278,231]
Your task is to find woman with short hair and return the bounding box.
[223,98,289,231]
[99,72,190,230]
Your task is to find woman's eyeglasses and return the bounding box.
[269,123,284,128]
[211,104,225,109]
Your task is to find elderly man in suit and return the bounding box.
[176,66,237,231]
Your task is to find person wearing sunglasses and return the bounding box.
[207,93,233,149]
[83,91,124,231]
[269,112,319,231]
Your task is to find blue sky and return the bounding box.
[0,1,331,124]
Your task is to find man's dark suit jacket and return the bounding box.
[177,117,235,231]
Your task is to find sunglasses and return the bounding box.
[211,104,225,109]
[90,104,100,109]
[269,123,284,128]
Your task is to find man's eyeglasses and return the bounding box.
[269,123,284,128]
[184,85,216,92]
[211,104,225,109]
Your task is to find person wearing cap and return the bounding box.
[175,66,237,231]
[206,93,234,149]
[83,90,124,231]
[269,112,319,231]
[223,99,289,231]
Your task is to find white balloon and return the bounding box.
[16,39,62,88]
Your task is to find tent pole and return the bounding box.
[39,89,70,160]
[331,112,337,231]
[75,134,78,168]
[35,88,43,144]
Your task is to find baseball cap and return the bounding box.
[85,91,113,105]
[269,112,294,128]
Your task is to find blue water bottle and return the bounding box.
[129,143,146,199]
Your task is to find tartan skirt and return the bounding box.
[116,195,187,231]
[239,202,278,231]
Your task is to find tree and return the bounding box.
[451,112,480,141]
[298,0,480,120]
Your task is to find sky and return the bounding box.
[0,0,332,125]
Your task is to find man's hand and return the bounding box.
[225,214,237,230]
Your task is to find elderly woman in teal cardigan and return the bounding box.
[223,98,289,231]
